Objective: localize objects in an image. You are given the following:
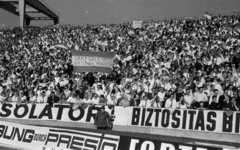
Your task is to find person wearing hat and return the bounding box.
[94,105,110,130]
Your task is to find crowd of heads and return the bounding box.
[0,12,240,111]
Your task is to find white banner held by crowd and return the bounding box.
[133,21,142,28]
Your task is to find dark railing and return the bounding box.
[38,0,60,17]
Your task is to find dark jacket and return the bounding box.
[219,95,231,110]
[209,101,220,110]
[223,102,238,111]
[94,111,110,127]
[47,95,60,106]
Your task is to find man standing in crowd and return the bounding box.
[94,106,110,130]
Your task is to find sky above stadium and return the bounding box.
[0,0,240,28]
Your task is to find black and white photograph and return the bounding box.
[0,0,240,149]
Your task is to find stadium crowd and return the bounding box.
[0,13,240,111]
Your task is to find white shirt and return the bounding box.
[37,95,48,103]
[11,96,19,102]
[164,83,174,91]
[184,94,194,107]
[67,96,77,103]
[157,92,165,101]
[95,89,105,96]
[91,97,99,104]
[82,98,93,104]
[139,100,152,108]
[107,97,117,105]
[64,90,71,98]
[165,99,177,108]
[20,96,27,102]
[46,90,54,97]
[194,92,208,102]
[151,100,161,108]
[143,84,152,93]
[29,96,37,102]
[214,84,223,96]
[60,79,69,87]
[177,101,188,109]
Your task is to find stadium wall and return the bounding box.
[0,103,239,144]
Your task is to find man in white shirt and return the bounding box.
[64,88,71,98]
[37,91,48,103]
[94,84,105,96]
[46,86,54,97]
[165,94,177,108]
[194,87,208,102]
[107,94,117,105]
[139,95,152,108]
[157,87,165,102]
[184,89,194,108]
[193,87,208,108]
[82,97,93,104]
[143,81,153,94]
[91,93,100,105]
[67,93,77,103]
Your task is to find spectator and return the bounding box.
[209,89,220,105]
[92,93,100,105]
[94,106,110,130]
[165,94,177,108]
[59,93,67,103]
[99,95,107,105]
[118,94,130,107]
[67,93,77,103]
[11,91,20,102]
[209,96,220,110]
[37,91,48,103]
[107,93,117,105]
[193,87,208,107]
[219,90,231,110]
[183,89,194,108]
[47,91,60,106]
[223,99,239,111]
[29,92,37,103]
[139,95,152,107]
[0,12,239,113]
[177,95,189,109]
[80,92,91,104]
[151,94,162,108]
[19,90,27,103]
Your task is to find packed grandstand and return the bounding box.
[0,12,240,111]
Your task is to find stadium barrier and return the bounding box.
[0,120,234,150]
[0,103,240,143]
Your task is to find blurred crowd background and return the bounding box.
[0,12,240,111]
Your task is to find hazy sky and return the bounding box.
[0,0,240,28]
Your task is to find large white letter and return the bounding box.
[129,139,139,150]
[179,145,193,150]
[141,141,155,150]
[161,143,175,150]
[196,148,207,150]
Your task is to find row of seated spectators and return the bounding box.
[0,13,240,111]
